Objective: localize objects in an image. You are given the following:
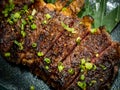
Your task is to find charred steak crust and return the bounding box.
[0,0,120,90]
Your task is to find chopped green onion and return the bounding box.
[14,40,24,50]
[21,19,27,25]
[30,0,34,3]
[58,62,64,72]
[77,81,86,89]
[93,64,97,70]
[79,65,85,70]
[21,24,24,30]
[4,52,11,57]
[89,80,97,86]
[99,64,107,70]
[7,18,14,25]
[76,37,81,45]
[68,68,74,75]
[28,15,34,20]
[32,9,37,16]
[85,62,93,70]
[23,5,28,11]
[62,7,67,11]
[30,85,35,90]
[90,28,98,34]
[45,13,51,20]
[44,58,51,64]
[21,31,26,37]
[14,12,21,19]
[80,74,85,81]
[31,23,37,30]
[61,22,76,33]
[42,20,47,25]
[37,52,44,57]
[9,0,13,4]
[32,43,37,48]
[80,58,86,65]
[45,65,49,70]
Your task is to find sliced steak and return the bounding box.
[0,0,120,90]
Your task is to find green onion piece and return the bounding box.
[68,68,74,75]
[4,52,11,57]
[61,22,76,33]
[90,28,98,34]
[21,19,27,25]
[45,13,51,20]
[7,18,14,25]
[37,52,44,57]
[32,9,37,16]
[28,15,34,20]
[77,81,86,89]
[30,0,34,3]
[62,7,67,11]
[9,0,13,4]
[32,43,37,48]
[30,85,35,90]
[76,37,81,45]
[31,23,37,30]
[14,40,24,50]
[99,64,107,70]
[23,5,28,12]
[21,24,24,30]
[79,65,85,70]
[80,58,86,65]
[80,74,85,81]
[58,62,64,72]
[14,12,21,19]
[21,31,26,37]
[45,65,49,70]
[42,20,47,25]
[93,64,97,70]
[85,62,93,70]
[89,80,96,86]
[44,58,51,64]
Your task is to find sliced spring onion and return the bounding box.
[31,23,37,30]
[21,30,26,37]
[45,13,51,19]
[58,62,64,72]
[45,65,49,70]
[80,58,86,65]
[32,43,37,48]
[44,58,51,64]
[77,81,86,89]
[4,52,11,57]
[37,52,44,57]
[90,28,98,34]
[80,74,85,81]
[76,37,81,45]
[85,62,93,70]
[61,22,76,33]
[68,68,74,75]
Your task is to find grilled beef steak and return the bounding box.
[0,0,120,90]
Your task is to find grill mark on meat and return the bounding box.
[66,43,119,90]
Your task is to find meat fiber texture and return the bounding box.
[0,0,120,90]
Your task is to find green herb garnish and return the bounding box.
[14,40,24,50]
[80,58,86,65]
[45,65,49,70]
[45,13,52,19]
[76,37,81,45]
[77,81,86,89]
[4,52,11,57]
[37,52,44,57]
[58,62,64,72]
[21,31,26,37]
[85,62,93,70]
[44,58,51,64]
[68,68,74,75]
[80,74,85,81]
[90,28,98,34]
[31,23,37,30]
[61,22,76,33]
[32,43,37,48]
[99,64,107,70]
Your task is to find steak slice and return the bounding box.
[0,0,120,90]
